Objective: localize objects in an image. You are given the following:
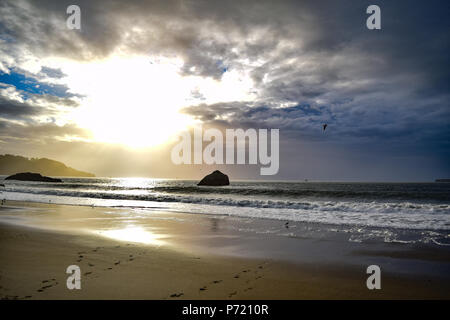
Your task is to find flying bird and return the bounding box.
[323,124,328,132]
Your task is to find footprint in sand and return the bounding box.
[88,263,94,267]
[243,287,253,292]
[84,272,92,276]
[234,275,240,279]
[199,286,207,291]
[114,261,120,265]
[212,280,222,284]
[37,279,58,293]
[228,291,237,298]
[169,293,184,298]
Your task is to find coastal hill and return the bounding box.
[0,154,95,177]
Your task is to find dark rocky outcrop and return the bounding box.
[197,170,229,186]
[0,154,95,177]
[5,172,62,183]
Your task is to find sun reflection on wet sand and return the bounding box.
[96,226,167,246]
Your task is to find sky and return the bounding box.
[0,0,448,181]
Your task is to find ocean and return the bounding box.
[1,177,449,245]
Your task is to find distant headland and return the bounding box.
[5,172,63,183]
[0,154,95,177]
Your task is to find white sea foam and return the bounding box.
[1,178,449,233]
[2,189,449,231]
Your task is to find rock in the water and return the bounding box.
[197,170,229,186]
[5,172,62,183]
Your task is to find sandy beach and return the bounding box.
[0,201,449,300]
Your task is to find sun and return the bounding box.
[66,55,196,148]
[47,53,256,148]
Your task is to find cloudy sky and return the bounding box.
[0,0,448,181]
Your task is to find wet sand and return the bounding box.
[0,201,449,299]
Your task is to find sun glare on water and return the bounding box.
[98,226,166,246]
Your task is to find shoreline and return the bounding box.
[0,200,449,299]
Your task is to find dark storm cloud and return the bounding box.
[39,66,66,79]
[0,1,339,75]
[182,102,330,130]
[182,89,449,149]
[0,95,41,119]
[0,82,79,121]
[2,0,448,87]
[31,93,79,107]
[0,118,89,142]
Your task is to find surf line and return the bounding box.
[171,127,279,175]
